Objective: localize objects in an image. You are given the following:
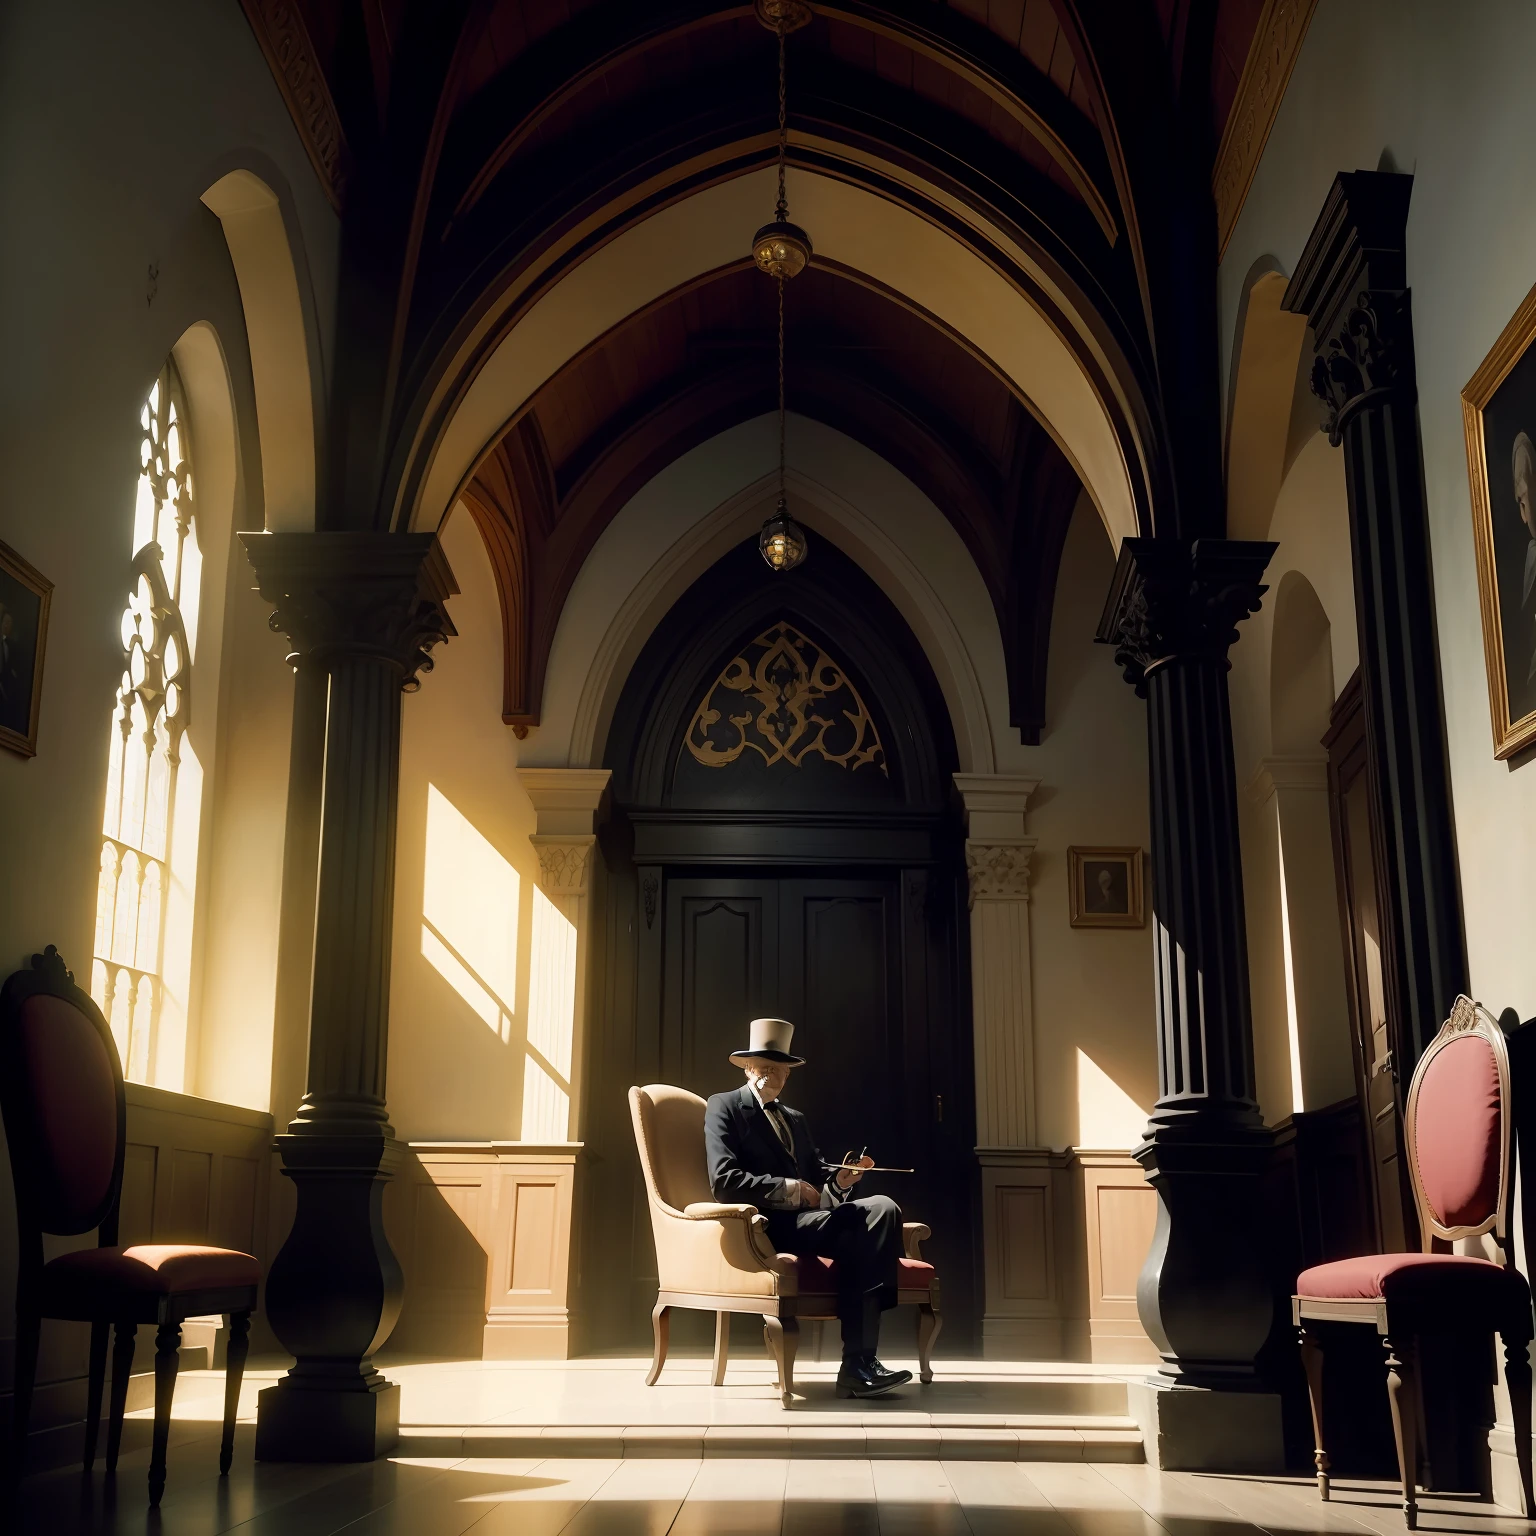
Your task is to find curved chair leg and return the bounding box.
[763,1316,799,1408]
[712,1312,731,1387]
[220,1311,251,1476]
[916,1302,941,1385]
[1298,1327,1330,1500]
[1503,1331,1534,1518]
[149,1320,181,1508]
[646,1302,671,1387]
[1383,1333,1420,1530]
[83,1319,109,1473]
[105,1322,137,1473]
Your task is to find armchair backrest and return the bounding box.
[1404,995,1512,1255]
[0,947,125,1242]
[629,1083,713,1215]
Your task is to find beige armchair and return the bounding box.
[629,1083,941,1407]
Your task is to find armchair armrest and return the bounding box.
[682,1202,760,1221]
[903,1221,931,1260]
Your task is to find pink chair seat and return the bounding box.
[1297,1251,1530,1315]
[779,1253,936,1295]
[44,1244,260,1318]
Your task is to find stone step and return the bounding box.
[396,1418,1145,1462]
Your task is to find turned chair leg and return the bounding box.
[763,1315,799,1408]
[1384,1332,1421,1530]
[148,1319,181,1508]
[9,1306,40,1487]
[712,1312,730,1387]
[1298,1327,1330,1500]
[645,1302,671,1387]
[1503,1331,1534,1518]
[83,1319,109,1473]
[916,1302,941,1385]
[105,1322,137,1473]
[219,1311,251,1476]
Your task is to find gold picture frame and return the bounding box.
[1462,280,1536,759]
[0,537,52,759]
[1068,846,1144,929]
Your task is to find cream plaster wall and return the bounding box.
[1221,0,1536,1028]
[389,506,540,1141]
[1026,503,1157,1151]
[0,0,338,1423]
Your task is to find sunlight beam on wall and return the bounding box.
[1075,1046,1150,1149]
[422,784,520,1040]
[524,885,576,1140]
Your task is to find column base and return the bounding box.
[255,1377,401,1462]
[1127,1379,1284,1473]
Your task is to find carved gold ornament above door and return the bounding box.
[684,623,886,774]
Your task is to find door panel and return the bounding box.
[662,880,777,1087]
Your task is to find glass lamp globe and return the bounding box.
[759,499,809,573]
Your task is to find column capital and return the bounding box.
[240,530,458,688]
[532,835,595,898]
[965,839,1035,907]
[517,767,611,837]
[1245,753,1329,804]
[1096,538,1276,696]
[1282,169,1416,444]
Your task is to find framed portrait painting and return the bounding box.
[0,538,53,758]
[1068,846,1144,930]
[1463,281,1536,759]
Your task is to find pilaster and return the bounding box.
[1282,169,1468,1070]
[954,773,1053,1356]
[240,530,457,1462]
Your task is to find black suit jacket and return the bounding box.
[704,1084,846,1212]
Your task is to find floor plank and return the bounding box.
[781,1456,880,1536]
[553,1457,701,1535]
[871,1458,973,1534]
[667,1457,789,1535]
[944,1460,1081,1536]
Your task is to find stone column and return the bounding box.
[1282,170,1467,1070]
[954,774,1065,1356]
[240,530,457,1461]
[1097,535,1284,1470]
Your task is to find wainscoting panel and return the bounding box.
[1076,1151,1160,1364]
[388,1143,581,1360]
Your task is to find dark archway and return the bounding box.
[578,534,978,1354]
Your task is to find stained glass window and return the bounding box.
[91,362,203,1082]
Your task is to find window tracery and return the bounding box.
[91,363,202,1082]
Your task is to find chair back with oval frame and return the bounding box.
[1403,995,1514,1262]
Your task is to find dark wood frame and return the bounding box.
[1293,998,1534,1529]
[0,947,257,1505]
[0,535,53,758]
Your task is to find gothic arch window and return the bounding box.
[91,362,203,1083]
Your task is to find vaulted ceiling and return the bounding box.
[239,0,1305,742]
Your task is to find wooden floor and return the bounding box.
[13,1358,1534,1535]
[17,1442,1536,1536]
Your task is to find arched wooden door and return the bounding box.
[581,539,976,1351]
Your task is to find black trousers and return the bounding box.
[765,1194,903,1358]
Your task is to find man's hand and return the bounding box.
[836,1154,874,1189]
[797,1180,821,1208]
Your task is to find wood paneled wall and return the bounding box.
[385,1142,579,1360]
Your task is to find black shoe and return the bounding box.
[835,1356,913,1398]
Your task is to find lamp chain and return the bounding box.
[776,25,788,222]
[778,270,787,499]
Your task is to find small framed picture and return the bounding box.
[0,537,54,759]
[1463,281,1536,758]
[1068,846,1144,929]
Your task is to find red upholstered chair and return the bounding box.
[1,947,260,1505]
[1294,996,1534,1528]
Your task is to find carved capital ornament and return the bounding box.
[965,841,1034,907]
[1309,290,1414,445]
[1096,539,1277,696]
[240,532,458,690]
[533,837,595,898]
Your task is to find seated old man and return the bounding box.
[704,1017,912,1398]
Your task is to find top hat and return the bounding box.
[729,1017,804,1066]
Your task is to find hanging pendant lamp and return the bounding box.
[754,0,811,574]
